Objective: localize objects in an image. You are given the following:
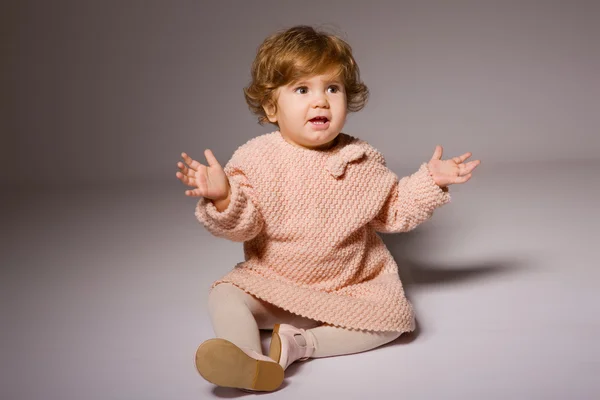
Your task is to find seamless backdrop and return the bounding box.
[2,0,599,187]
[2,1,600,400]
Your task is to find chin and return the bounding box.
[306,136,338,149]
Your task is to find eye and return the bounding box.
[294,86,308,94]
[328,85,341,93]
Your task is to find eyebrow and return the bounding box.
[292,78,343,86]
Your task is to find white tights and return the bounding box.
[207,283,402,358]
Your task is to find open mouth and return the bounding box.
[309,117,329,124]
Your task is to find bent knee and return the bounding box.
[208,282,257,310]
[385,331,402,342]
[372,330,402,348]
[209,282,242,303]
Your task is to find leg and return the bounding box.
[207,282,265,353]
[268,323,401,370]
[208,282,320,353]
[307,325,401,358]
[200,283,285,391]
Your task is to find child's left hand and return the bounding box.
[427,145,481,189]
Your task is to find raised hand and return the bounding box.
[427,145,480,188]
[176,150,230,200]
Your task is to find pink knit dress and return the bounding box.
[195,131,451,332]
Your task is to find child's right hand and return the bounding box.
[176,150,231,201]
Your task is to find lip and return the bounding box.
[309,120,330,131]
[309,116,331,121]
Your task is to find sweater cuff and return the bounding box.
[195,178,245,227]
[406,163,451,212]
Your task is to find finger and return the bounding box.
[181,152,193,166]
[455,152,472,164]
[185,188,205,197]
[431,145,443,161]
[177,161,200,179]
[176,171,198,187]
[176,172,195,187]
[204,149,221,168]
[177,161,191,176]
[181,152,203,171]
[459,159,480,175]
[452,153,469,164]
[453,173,472,184]
[465,159,481,173]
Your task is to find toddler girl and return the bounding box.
[176,25,480,392]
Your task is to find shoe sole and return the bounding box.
[195,338,284,391]
[268,324,283,364]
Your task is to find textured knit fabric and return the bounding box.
[195,131,451,332]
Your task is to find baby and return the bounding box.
[176,25,480,392]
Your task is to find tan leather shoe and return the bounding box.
[195,338,284,392]
[268,323,315,370]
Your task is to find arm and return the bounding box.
[369,162,451,234]
[195,162,264,242]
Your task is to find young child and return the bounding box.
[176,25,480,392]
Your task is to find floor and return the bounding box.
[2,160,599,400]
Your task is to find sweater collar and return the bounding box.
[273,131,366,178]
[324,143,366,178]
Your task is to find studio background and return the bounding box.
[2,1,599,399]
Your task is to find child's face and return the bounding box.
[264,72,347,150]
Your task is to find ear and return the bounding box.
[262,102,277,123]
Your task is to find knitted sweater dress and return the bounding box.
[195,131,451,332]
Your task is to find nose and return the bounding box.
[312,92,329,108]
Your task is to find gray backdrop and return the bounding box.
[2,0,598,187]
[3,1,600,400]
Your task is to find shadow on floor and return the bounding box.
[381,225,528,342]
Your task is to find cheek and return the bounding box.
[336,100,347,117]
[288,105,306,120]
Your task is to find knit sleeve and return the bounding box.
[369,161,451,234]
[194,154,264,242]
